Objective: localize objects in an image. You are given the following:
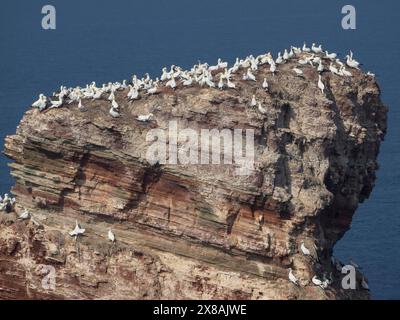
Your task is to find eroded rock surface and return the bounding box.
[0,52,386,299]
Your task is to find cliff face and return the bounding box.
[1,52,386,299]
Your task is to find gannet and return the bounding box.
[262,78,269,91]
[340,66,352,77]
[92,89,103,100]
[298,58,308,65]
[361,277,369,290]
[293,68,303,76]
[111,99,119,110]
[69,220,85,237]
[325,51,337,60]
[78,99,85,111]
[250,95,257,107]
[218,77,224,90]
[182,76,193,86]
[160,67,169,81]
[367,71,375,77]
[166,77,177,89]
[275,52,284,64]
[137,113,153,122]
[300,242,311,256]
[227,80,236,89]
[243,68,256,81]
[108,229,115,242]
[283,49,290,60]
[345,55,360,69]
[18,209,30,220]
[314,62,323,74]
[318,75,325,94]
[257,102,267,115]
[147,85,158,95]
[32,94,47,111]
[108,91,115,101]
[128,86,139,100]
[302,42,311,52]
[49,97,63,109]
[312,276,323,287]
[288,268,298,285]
[270,63,276,75]
[109,106,120,118]
[329,63,340,75]
[311,43,322,54]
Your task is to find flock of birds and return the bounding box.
[21,42,375,291]
[288,241,369,291]
[31,42,374,120]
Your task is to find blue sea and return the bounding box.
[0,0,399,299]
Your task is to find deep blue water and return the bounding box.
[0,0,399,299]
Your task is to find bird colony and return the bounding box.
[22,42,375,291]
[31,42,373,121]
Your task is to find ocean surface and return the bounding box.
[0,0,399,299]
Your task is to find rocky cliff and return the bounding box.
[0,50,387,299]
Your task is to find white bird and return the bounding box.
[32,94,47,111]
[137,113,153,122]
[226,79,236,89]
[293,68,303,76]
[367,71,375,77]
[276,52,284,64]
[218,77,225,90]
[257,102,267,115]
[317,61,324,73]
[318,75,325,94]
[78,99,85,111]
[250,95,257,107]
[262,78,269,91]
[108,229,115,242]
[147,85,158,95]
[361,277,369,290]
[182,77,193,86]
[346,55,360,69]
[49,97,63,109]
[270,63,277,75]
[288,268,298,285]
[166,77,177,89]
[69,220,85,237]
[312,276,323,287]
[107,91,115,101]
[109,106,120,118]
[18,209,30,220]
[312,43,322,54]
[300,242,311,256]
[302,42,311,52]
[244,69,256,81]
[325,51,337,60]
[111,99,119,110]
[329,63,340,75]
[340,66,352,77]
[128,86,139,100]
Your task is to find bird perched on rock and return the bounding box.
[18,209,31,220]
[137,113,154,122]
[108,229,115,242]
[300,242,311,256]
[32,94,47,111]
[69,220,85,238]
[318,75,325,94]
[250,95,257,107]
[288,268,298,285]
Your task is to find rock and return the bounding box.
[0,51,386,299]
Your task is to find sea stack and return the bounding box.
[0,47,387,299]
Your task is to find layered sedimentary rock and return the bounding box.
[0,52,386,299]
